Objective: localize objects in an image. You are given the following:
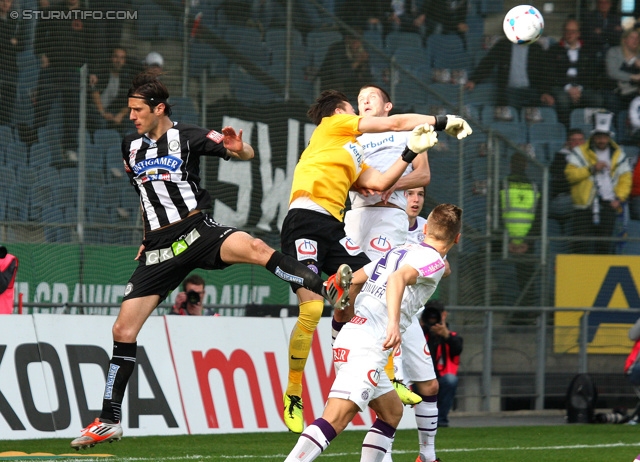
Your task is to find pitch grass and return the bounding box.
[1,425,640,462]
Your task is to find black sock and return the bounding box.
[100,341,137,423]
[265,251,324,294]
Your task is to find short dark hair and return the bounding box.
[307,89,350,125]
[567,128,584,138]
[359,84,391,104]
[183,274,205,292]
[128,72,172,117]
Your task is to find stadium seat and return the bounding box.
[105,145,125,178]
[390,46,430,111]
[93,129,122,153]
[528,123,567,147]
[29,140,54,167]
[169,96,200,125]
[481,105,520,124]
[569,107,605,134]
[189,41,229,79]
[0,125,14,144]
[385,31,422,55]
[520,106,559,124]
[136,0,181,40]
[361,29,387,86]
[265,28,311,104]
[426,83,461,113]
[42,205,65,243]
[426,33,470,72]
[462,82,497,107]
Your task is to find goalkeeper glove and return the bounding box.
[434,114,473,140]
[402,123,438,162]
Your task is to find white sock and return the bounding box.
[381,440,394,462]
[415,398,438,462]
[285,419,336,462]
[361,419,396,462]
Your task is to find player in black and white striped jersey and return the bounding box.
[70,72,352,450]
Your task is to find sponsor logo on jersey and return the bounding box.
[132,155,183,176]
[333,348,350,362]
[394,346,402,357]
[367,369,380,386]
[359,133,395,151]
[424,345,431,356]
[340,237,362,256]
[349,315,367,325]
[370,235,392,252]
[344,141,365,171]
[295,239,318,261]
[419,259,445,277]
[207,130,224,143]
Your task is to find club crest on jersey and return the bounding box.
[367,369,380,386]
[207,130,224,143]
[340,236,362,256]
[295,239,318,261]
[370,235,392,252]
[333,348,349,362]
[168,139,181,153]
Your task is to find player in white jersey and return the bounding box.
[406,187,429,245]
[344,84,431,261]
[342,85,430,406]
[285,204,461,462]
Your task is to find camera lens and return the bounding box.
[186,290,201,305]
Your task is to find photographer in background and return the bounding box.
[420,300,463,427]
[169,274,210,316]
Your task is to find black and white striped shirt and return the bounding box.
[122,122,229,232]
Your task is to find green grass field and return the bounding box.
[1,425,639,462]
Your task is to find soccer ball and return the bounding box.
[503,5,544,45]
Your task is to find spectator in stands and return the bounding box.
[625,316,640,386]
[0,0,25,126]
[32,0,98,164]
[582,0,622,64]
[143,51,164,74]
[248,0,286,33]
[550,128,586,225]
[0,245,18,315]
[417,0,468,47]
[90,47,135,136]
[420,300,463,428]
[169,274,212,316]
[464,37,554,113]
[605,28,640,115]
[318,29,373,102]
[629,154,640,220]
[500,152,540,307]
[565,111,632,254]
[336,0,387,33]
[546,18,604,128]
[387,0,423,36]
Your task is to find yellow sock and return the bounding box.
[384,354,395,381]
[286,299,324,397]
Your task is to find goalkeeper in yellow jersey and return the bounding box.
[280,89,472,433]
